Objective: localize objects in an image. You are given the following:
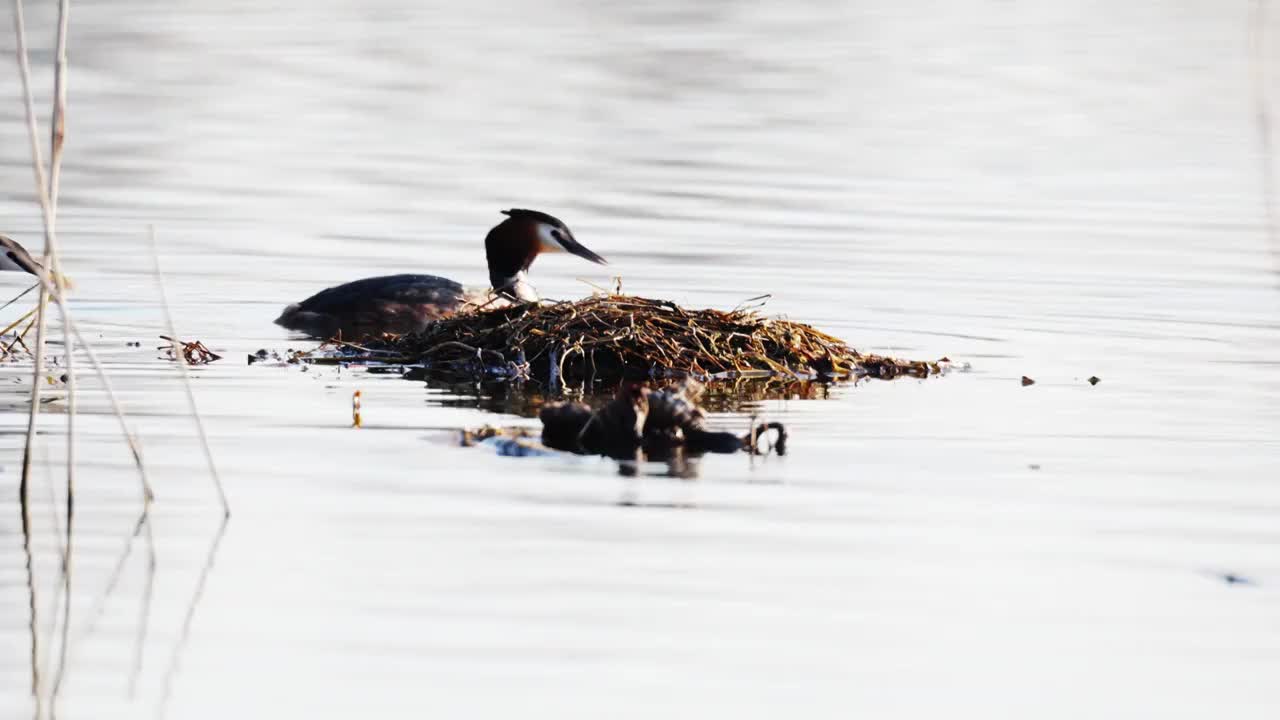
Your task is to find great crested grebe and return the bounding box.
[0,235,43,276]
[274,209,607,338]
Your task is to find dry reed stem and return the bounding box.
[11,0,152,510]
[13,0,52,529]
[131,520,156,698]
[149,227,229,516]
[157,515,229,719]
[1252,0,1280,280]
[60,509,154,693]
[1,280,39,313]
[65,515,145,641]
[46,0,77,710]
[11,2,75,715]
[13,0,78,494]
[1,304,39,358]
[2,303,38,335]
[11,4,153,714]
[21,513,42,720]
[6,313,38,356]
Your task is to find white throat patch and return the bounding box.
[536,222,566,253]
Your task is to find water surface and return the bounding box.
[1,1,1279,718]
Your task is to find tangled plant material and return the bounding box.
[374,294,944,384]
[159,336,222,365]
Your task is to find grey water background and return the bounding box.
[2,0,1279,717]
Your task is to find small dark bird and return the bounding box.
[643,377,708,446]
[578,383,649,456]
[539,379,788,458]
[274,209,607,339]
[537,401,595,452]
[540,383,649,458]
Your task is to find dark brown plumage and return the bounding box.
[275,209,607,339]
[540,383,648,458]
[643,378,708,445]
[538,379,788,458]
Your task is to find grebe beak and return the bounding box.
[546,228,608,266]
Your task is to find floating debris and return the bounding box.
[1088,376,1101,386]
[0,305,39,358]
[459,425,525,446]
[159,335,222,365]
[457,425,550,456]
[542,384,647,457]
[370,294,944,385]
[1021,375,1036,386]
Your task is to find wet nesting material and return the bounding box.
[376,294,943,383]
[159,335,222,365]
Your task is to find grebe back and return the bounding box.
[274,209,606,339]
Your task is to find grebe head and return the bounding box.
[485,209,607,302]
[0,235,42,276]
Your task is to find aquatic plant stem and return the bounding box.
[1,304,39,340]
[13,0,78,492]
[13,1,77,711]
[1252,0,1280,282]
[149,226,229,516]
[4,309,38,356]
[0,281,39,313]
[12,0,51,559]
[21,449,43,720]
[158,516,229,718]
[131,519,157,699]
[11,0,152,507]
[62,510,150,670]
[45,3,77,712]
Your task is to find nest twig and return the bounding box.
[373,294,943,383]
[158,336,222,365]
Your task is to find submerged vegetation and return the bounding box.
[360,294,946,385]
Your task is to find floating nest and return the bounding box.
[364,294,945,384]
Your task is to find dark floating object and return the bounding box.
[458,425,553,457]
[569,383,650,457]
[1021,375,1036,386]
[373,294,944,385]
[540,378,787,459]
[1088,376,1100,385]
[1221,573,1254,586]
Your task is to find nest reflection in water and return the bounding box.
[419,374,836,418]
[296,294,948,469]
